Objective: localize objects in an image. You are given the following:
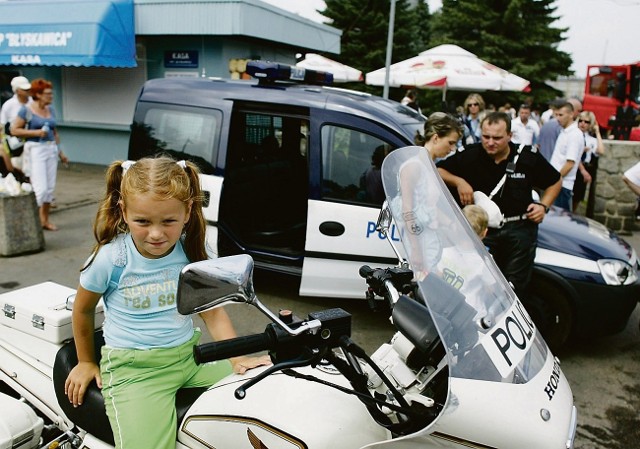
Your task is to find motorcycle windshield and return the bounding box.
[381,146,548,383]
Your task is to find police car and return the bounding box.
[128,61,639,349]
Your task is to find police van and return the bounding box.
[129,61,639,349]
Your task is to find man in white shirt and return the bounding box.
[550,102,584,211]
[511,104,540,146]
[0,76,31,176]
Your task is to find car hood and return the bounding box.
[538,207,635,262]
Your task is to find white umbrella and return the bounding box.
[365,44,530,99]
[296,53,363,83]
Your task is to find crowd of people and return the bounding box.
[414,91,611,215]
[410,90,637,299]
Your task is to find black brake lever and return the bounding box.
[234,349,317,399]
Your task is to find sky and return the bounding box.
[261,0,640,79]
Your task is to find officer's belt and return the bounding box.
[502,213,529,224]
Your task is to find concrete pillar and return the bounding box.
[0,192,45,256]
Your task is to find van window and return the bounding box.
[129,104,221,174]
[321,125,393,206]
[218,108,309,260]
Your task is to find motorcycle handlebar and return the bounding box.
[194,332,274,364]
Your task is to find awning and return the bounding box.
[0,0,136,68]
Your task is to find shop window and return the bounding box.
[61,44,147,125]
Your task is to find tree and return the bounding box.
[429,0,572,105]
[321,0,430,96]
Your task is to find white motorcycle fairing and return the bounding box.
[178,366,390,448]
[361,146,577,448]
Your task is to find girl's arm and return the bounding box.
[199,307,271,374]
[65,285,103,407]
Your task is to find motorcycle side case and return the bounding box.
[0,281,104,344]
[0,393,44,449]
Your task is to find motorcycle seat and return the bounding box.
[52,329,207,445]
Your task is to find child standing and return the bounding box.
[462,204,489,240]
[65,157,269,449]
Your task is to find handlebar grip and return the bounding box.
[359,265,374,278]
[194,333,272,365]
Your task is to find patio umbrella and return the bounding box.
[365,44,530,99]
[296,53,363,83]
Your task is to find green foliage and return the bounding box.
[322,0,431,96]
[320,0,572,108]
[430,0,572,105]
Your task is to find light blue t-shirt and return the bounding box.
[80,233,194,349]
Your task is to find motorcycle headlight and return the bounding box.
[597,259,638,285]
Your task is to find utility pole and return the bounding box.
[383,0,396,99]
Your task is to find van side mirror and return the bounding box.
[177,254,255,315]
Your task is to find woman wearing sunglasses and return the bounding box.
[572,111,605,211]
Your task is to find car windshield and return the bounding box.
[381,146,548,383]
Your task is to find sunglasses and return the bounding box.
[468,103,479,107]
[578,119,591,124]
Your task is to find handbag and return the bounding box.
[3,108,32,157]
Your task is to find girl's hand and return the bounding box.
[65,361,102,407]
[231,355,272,374]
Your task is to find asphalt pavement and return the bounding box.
[2,162,640,449]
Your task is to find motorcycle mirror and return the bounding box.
[177,254,255,315]
[376,201,408,268]
[376,200,393,234]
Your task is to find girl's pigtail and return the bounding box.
[182,161,208,262]
[83,161,127,270]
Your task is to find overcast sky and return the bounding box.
[261,0,640,79]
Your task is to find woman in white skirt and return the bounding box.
[11,78,68,231]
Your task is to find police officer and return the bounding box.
[437,112,561,294]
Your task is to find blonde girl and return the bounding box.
[65,156,269,449]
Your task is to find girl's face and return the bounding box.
[122,193,191,259]
[428,130,460,159]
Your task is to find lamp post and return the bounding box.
[382,0,396,99]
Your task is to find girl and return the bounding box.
[11,78,69,231]
[415,112,463,160]
[64,156,269,449]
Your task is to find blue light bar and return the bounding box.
[246,60,333,86]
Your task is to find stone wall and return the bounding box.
[592,140,640,234]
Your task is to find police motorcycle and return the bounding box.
[0,146,577,449]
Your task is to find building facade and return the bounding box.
[0,0,341,164]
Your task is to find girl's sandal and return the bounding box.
[43,223,59,231]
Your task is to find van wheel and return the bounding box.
[525,279,573,351]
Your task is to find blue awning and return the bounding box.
[0,0,136,68]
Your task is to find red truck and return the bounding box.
[583,62,639,139]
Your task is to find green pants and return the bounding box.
[100,329,232,449]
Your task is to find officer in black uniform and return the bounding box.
[437,112,561,295]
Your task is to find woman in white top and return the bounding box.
[572,110,605,211]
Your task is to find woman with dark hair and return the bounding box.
[11,78,68,231]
